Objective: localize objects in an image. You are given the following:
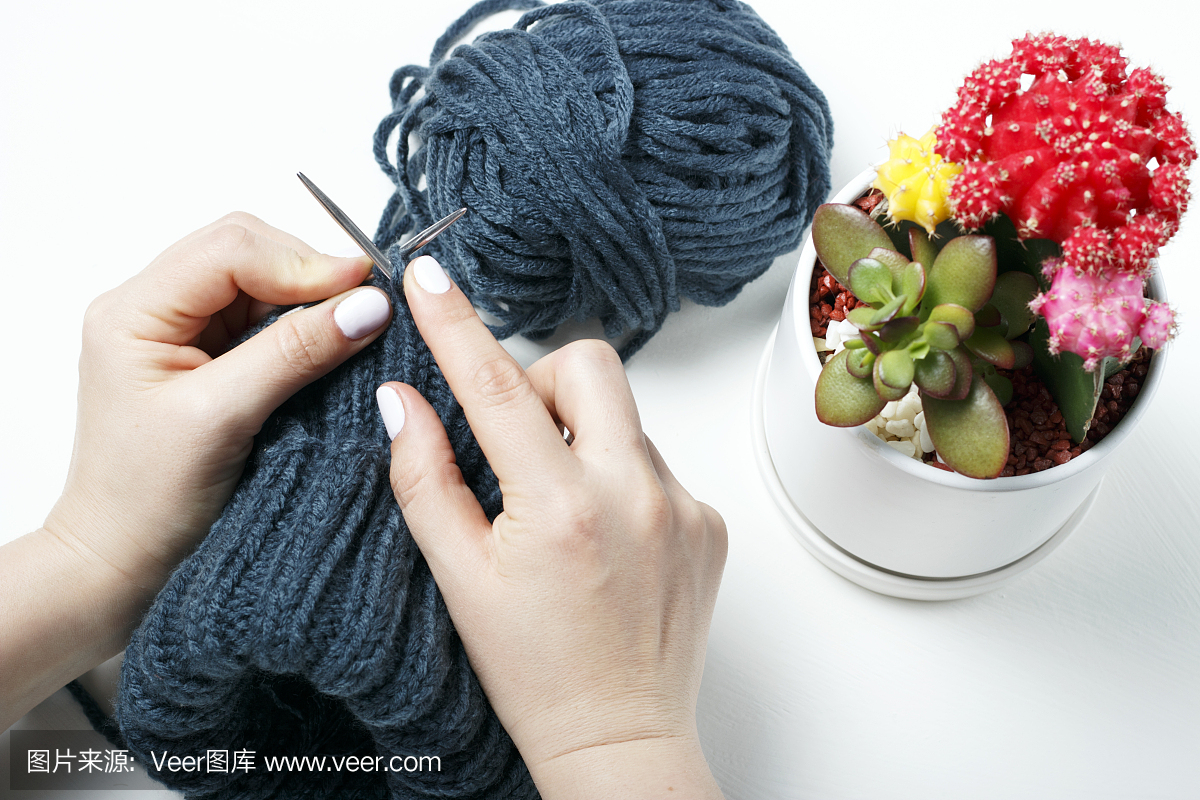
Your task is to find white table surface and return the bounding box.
[3,1,1199,797]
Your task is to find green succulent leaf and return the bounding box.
[847,257,894,305]
[867,246,911,291]
[871,295,906,326]
[873,355,910,401]
[982,371,1014,406]
[812,204,896,285]
[907,340,931,361]
[877,349,915,390]
[927,303,975,341]
[974,303,1003,330]
[1011,340,1033,370]
[879,315,920,343]
[924,320,961,351]
[816,348,887,426]
[913,349,957,398]
[990,271,1039,340]
[899,261,926,315]
[924,235,997,312]
[847,306,881,330]
[844,337,867,350]
[920,373,1010,479]
[861,331,883,355]
[964,326,1016,369]
[846,347,875,378]
[945,346,974,401]
[909,228,938,273]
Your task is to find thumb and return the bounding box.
[197,286,392,429]
[376,382,493,599]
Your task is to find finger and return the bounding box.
[125,219,373,343]
[172,210,322,257]
[402,254,575,488]
[189,286,392,429]
[523,339,646,461]
[376,382,492,596]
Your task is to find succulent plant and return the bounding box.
[811,203,1038,479]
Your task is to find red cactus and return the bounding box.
[936,33,1195,273]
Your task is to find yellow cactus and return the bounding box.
[872,128,961,234]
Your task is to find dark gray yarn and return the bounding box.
[72,1,832,797]
[374,0,833,358]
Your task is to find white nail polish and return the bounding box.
[334,289,391,340]
[411,255,451,294]
[376,386,405,440]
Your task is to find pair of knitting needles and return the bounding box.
[297,172,466,281]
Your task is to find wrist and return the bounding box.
[528,733,724,800]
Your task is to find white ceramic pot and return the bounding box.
[755,167,1168,599]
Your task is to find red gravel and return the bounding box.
[807,261,1148,478]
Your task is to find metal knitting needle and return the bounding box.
[297,172,466,281]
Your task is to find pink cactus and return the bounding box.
[1140,301,1178,348]
[1030,260,1175,370]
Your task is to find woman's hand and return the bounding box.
[378,255,727,799]
[1,212,391,729]
[47,212,391,588]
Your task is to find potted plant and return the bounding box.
[755,33,1190,598]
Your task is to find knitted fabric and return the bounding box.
[374,0,833,358]
[72,1,832,797]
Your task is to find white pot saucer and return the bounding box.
[751,327,1098,601]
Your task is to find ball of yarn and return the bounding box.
[374,0,833,358]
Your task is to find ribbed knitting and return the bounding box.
[71,1,832,797]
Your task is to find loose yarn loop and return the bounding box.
[89,274,535,799]
[375,0,833,358]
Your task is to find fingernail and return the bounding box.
[334,289,391,340]
[376,385,405,440]
[412,255,451,294]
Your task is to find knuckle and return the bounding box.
[392,459,461,512]
[215,210,264,230]
[630,483,674,535]
[205,220,257,262]
[81,290,118,345]
[560,338,621,370]
[272,317,327,378]
[470,356,534,411]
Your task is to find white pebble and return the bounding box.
[886,419,916,438]
[839,321,861,347]
[915,410,926,430]
[813,337,829,352]
[864,416,881,435]
[896,394,922,422]
[912,433,925,456]
[881,401,899,419]
[887,439,916,458]
[921,426,934,454]
[825,323,842,350]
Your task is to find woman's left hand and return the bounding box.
[1,212,391,729]
[45,212,391,589]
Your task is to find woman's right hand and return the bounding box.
[377,255,727,799]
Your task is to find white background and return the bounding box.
[2,0,1199,798]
